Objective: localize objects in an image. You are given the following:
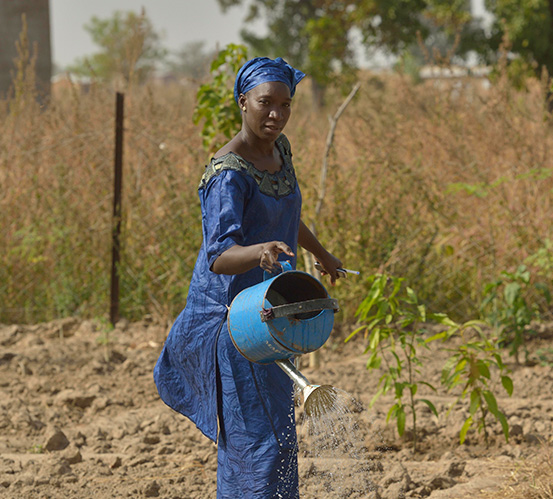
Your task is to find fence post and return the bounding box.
[110,92,124,326]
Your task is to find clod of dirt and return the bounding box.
[442,459,465,478]
[44,318,80,339]
[426,473,456,490]
[143,479,161,497]
[43,427,70,451]
[61,445,82,464]
[380,462,411,488]
[55,389,96,409]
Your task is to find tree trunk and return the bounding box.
[310,78,325,111]
[0,0,52,101]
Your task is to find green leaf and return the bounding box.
[501,376,514,396]
[425,330,448,343]
[358,278,384,317]
[535,282,552,304]
[419,381,437,392]
[482,390,499,416]
[428,313,458,328]
[345,325,366,343]
[386,403,398,422]
[369,328,381,350]
[406,286,417,304]
[496,410,510,442]
[369,387,384,408]
[394,382,405,398]
[397,406,406,436]
[504,282,521,306]
[390,276,403,299]
[382,373,394,392]
[417,304,426,322]
[469,390,480,415]
[365,351,381,369]
[460,416,473,444]
[477,360,491,379]
[441,356,458,380]
[419,398,439,418]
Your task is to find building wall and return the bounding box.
[0,0,52,99]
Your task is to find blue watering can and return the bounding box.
[228,261,338,364]
[228,261,340,416]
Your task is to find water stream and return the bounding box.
[296,388,381,498]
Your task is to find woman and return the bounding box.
[154,57,343,498]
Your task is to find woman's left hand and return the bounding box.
[315,252,343,285]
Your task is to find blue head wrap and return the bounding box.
[234,57,306,104]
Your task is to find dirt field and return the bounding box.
[1,317,552,498]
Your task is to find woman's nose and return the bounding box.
[269,107,283,119]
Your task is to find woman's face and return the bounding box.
[240,81,292,140]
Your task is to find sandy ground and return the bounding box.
[1,317,552,498]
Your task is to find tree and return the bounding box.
[216,0,483,107]
[235,0,357,108]
[68,9,167,84]
[166,41,216,81]
[484,0,553,81]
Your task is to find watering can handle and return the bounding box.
[261,298,339,322]
[263,260,293,281]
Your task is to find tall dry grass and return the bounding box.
[1,66,552,324]
[292,71,553,321]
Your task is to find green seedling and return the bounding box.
[440,321,513,447]
[347,274,457,452]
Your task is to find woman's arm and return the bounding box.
[298,220,343,284]
[211,240,294,275]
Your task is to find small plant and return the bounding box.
[346,274,457,452]
[535,347,553,367]
[96,317,115,362]
[350,273,514,450]
[480,265,548,363]
[193,44,248,153]
[440,321,513,447]
[29,444,44,454]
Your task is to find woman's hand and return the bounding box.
[258,241,295,273]
[297,220,343,284]
[315,252,343,285]
[212,241,294,275]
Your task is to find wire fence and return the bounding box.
[1,75,553,326]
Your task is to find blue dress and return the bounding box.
[154,134,302,498]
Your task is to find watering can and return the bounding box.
[227,261,340,416]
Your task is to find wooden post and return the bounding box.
[110,92,124,326]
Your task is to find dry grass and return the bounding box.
[1,68,553,323]
[481,444,553,498]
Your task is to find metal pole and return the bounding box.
[110,92,124,326]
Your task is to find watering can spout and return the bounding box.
[275,359,339,417]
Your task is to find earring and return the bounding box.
[242,107,246,112]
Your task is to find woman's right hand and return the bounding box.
[258,241,295,273]
[212,241,294,275]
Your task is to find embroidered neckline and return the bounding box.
[198,135,297,199]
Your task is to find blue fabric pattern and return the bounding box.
[153,134,302,496]
[234,57,306,103]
